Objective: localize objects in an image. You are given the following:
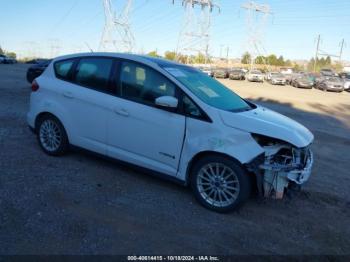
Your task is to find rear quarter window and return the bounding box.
[54,60,74,80]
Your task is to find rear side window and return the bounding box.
[75,58,113,92]
[54,60,74,80]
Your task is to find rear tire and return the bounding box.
[37,115,69,156]
[190,155,251,213]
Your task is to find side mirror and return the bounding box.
[155,96,178,109]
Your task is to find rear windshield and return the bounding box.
[163,65,252,112]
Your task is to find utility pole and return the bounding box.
[173,0,220,64]
[99,0,135,53]
[314,34,320,72]
[226,46,229,64]
[339,38,345,62]
[241,1,272,70]
[49,38,61,58]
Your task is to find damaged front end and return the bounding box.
[247,134,314,199]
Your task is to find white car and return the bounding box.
[27,53,314,212]
[247,70,264,83]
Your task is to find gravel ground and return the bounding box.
[0,64,349,255]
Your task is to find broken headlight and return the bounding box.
[251,133,286,147]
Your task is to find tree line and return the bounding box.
[0,46,17,59]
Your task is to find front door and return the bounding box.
[106,60,186,176]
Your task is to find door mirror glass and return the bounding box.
[155,96,178,109]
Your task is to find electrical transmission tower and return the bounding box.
[314,35,346,71]
[241,1,272,70]
[174,0,220,64]
[99,0,135,53]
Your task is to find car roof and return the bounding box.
[53,52,185,69]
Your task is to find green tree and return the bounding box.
[147,50,160,58]
[267,54,278,65]
[285,59,292,66]
[255,55,265,64]
[164,51,176,61]
[6,52,16,59]
[241,52,251,64]
[0,46,4,55]
[277,55,284,66]
[193,53,206,64]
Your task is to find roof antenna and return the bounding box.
[85,42,94,53]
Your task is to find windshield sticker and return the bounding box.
[164,68,187,78]
[198,86,220,98]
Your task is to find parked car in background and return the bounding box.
[27,53,314,212]
[320,68,336,77]
[0,55,6,64]
[315,77,344,92]
[339,72,350,91]
[26,59,52,83]
[229,69,245,80]
[26,59,50,64]
[268,72,286,85]
[246,70,264,83]
[213,68,229,78]
[291,75,314,89]
[288,72,304,85]
[0,55,17,64]
[199,66,214,77]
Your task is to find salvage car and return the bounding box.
[0,55,17,64]
[268,72,286,85]
[315,77,344,92]
[339,72,350,91]
[198,66,214,77]
[229,69,245,80]
[27,53,314,212]
[291,75,314,89]
[213,68,229,78]
[26,59,52,83]
[246,70,264,83]
[0,55,6,64]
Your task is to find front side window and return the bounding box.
[75,58,113,92]
[163,65,251,112]
[119,61,176,105]
[183,95,202,118]
[54,59,74,80]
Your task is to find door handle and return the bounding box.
[114,108,129,117]
[63,91,74,99]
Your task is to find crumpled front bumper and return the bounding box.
[286,150,313,184]
[247,148,314,199]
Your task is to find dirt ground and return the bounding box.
[0,64,349,255]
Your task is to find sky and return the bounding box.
[1,0,350,61]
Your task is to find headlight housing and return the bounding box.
[251,133,287,147]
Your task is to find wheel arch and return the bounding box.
[185,150,244,185]
[34,112,70,144]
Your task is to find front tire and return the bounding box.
[190,155,251,213]
[37,115,69,156]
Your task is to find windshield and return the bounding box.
[163,65,251,112]
[327,77,342,82]
[251,70,262,74]
[272,73,284,77]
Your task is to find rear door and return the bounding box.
[53,57,115,155]
[105,60,186,176]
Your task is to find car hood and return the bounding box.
[219,105,314,148]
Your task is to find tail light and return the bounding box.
[31,80,39,92]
